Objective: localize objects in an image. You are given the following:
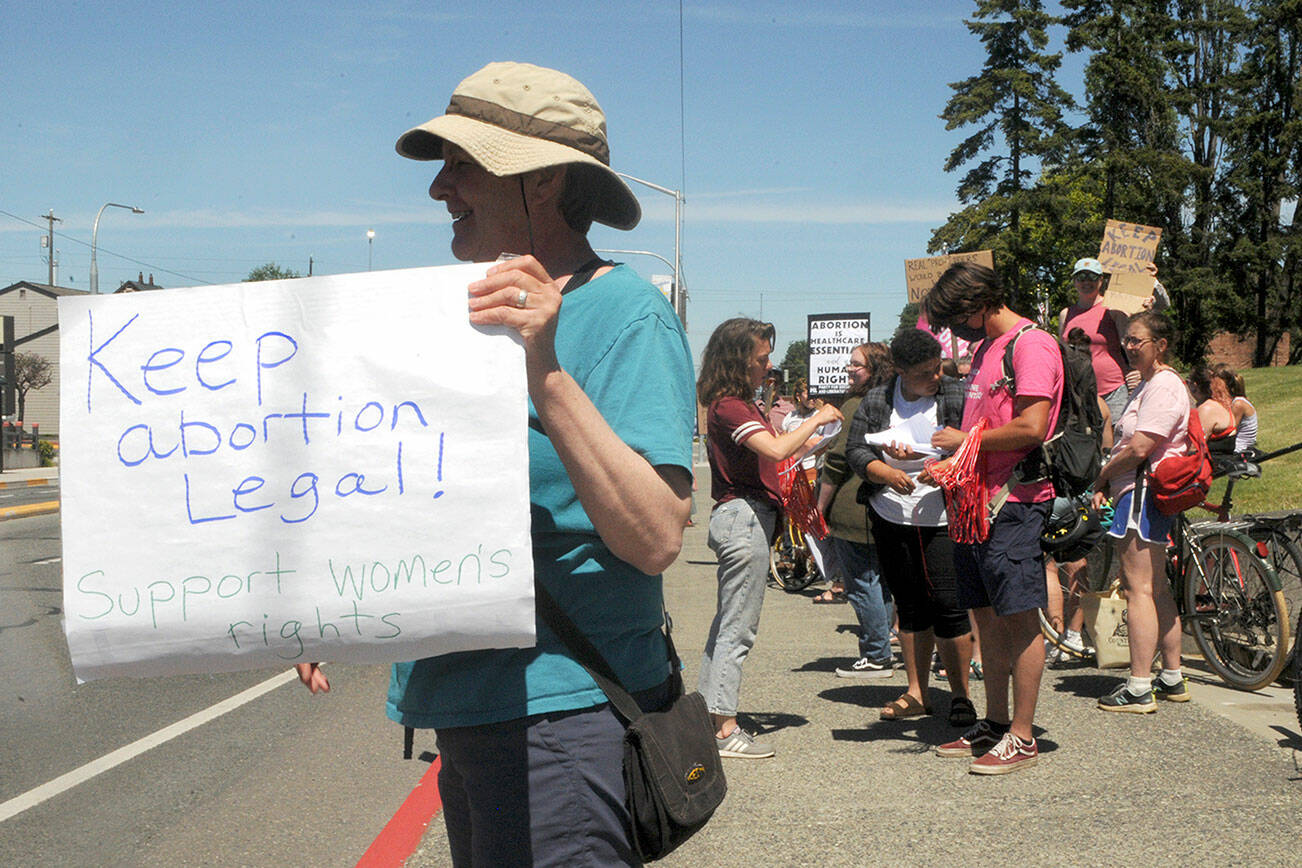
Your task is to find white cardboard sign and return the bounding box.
[58,264,536,682]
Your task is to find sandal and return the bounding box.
[812,589,846,604]
[879,693,932,720]
[948,695,978,727]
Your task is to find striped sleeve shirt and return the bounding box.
[706,395,782,510]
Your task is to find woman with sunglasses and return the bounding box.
[1090,312,1191,712]
[1059,257,1131,426]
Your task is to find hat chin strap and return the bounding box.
[518,176,536,258]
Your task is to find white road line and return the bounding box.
[0,669,297,824]
[31,557,61,565]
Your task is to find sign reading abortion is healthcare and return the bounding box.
[807,313,870,397]
[58,264,535,682]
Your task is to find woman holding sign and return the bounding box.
[295,62,696,866]
[1059,257,1131,426]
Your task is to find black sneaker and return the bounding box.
[935,719,1003,757]
[1153,676,1190,702]
[1097,683,1156,713]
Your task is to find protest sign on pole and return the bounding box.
[807,313,870,397]
[58,264,536,682]
[1097,219,1163,314]
[904,250,994,304]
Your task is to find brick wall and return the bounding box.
[1206,331,1291,368]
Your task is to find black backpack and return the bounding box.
[998,324,1105,498]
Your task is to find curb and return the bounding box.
[0,478,58,489]
[0,501,59,521]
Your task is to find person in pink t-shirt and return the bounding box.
[920,261,1063,776]
[1059,257,1130,426]
[1090,311,1191,712]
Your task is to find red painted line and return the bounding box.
[356,757,443,868]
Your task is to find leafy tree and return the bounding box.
[1214,0,1302,366]
[897,301,922,335]
[935,0,1077,310]
[1061,0,1189,226]
[245,262,302,282]
[1159,0,1250,360]
[13,352,52,422]
[780,340,809,383]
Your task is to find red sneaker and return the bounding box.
[969,731,1038,775]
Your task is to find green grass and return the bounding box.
[1205,365,1302,516]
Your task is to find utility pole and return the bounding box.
[42,210,62,286]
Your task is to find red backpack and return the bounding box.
[1144,406,1213,515]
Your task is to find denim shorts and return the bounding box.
[955,500,1050,616]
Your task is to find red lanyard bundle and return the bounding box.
[924,419,990,544]
[776,457,829,540]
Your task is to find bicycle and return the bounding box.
[768,515,821,591]
[1040,452,1293,691]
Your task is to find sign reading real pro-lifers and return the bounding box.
[807,313,870,397]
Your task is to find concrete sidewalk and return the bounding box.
[406,472,1302,866]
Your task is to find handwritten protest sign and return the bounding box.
[58,265,535,682]
[1097,220,1161,273]
[904,250,994,303]
[808,313,870,397]
[1101,271,1157,315]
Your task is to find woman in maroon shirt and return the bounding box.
[696,318,841,759]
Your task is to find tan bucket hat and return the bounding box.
[396,62,641,231]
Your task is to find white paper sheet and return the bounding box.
[864,413,944,457]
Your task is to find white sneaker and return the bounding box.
[835,657,894,679]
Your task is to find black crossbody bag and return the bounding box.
[535,582,727,862]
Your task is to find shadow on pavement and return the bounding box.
[737,710,808,736]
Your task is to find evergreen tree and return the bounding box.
[1159,0,1249,360]
[1215,0,1302,365]
[934,0,1077,312]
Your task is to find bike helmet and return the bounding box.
[1040,496,1105,563]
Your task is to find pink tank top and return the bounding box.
[1063,302,1126,394]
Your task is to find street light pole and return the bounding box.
[367,229,375,271]
[615,172,686,327]
[91,202,144,294]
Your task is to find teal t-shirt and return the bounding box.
[386,266,695,728]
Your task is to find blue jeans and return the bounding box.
[699,497,777,717]
[831,535,893,662]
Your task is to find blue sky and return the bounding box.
[1,1,1086,368]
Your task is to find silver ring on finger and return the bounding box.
[515,289,529,309]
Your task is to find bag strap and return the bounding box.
[535,580,683,726]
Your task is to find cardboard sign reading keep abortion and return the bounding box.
[58,264,535,682]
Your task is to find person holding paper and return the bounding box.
[294,62,695,866]
[1059,257,1131,426]
[697,318,842,758]
[818,341,897,672]
[846,328,973,726]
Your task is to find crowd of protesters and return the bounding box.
[286,59,1267,865]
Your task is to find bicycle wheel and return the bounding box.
[1185,528,1290,691]
[769,522,816,591]
[1039,543,1119,661]
[1295,606,1302,733]
[1245,522,1302,680]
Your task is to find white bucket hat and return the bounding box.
[396,62,641,231]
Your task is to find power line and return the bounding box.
[0,208,210,286]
